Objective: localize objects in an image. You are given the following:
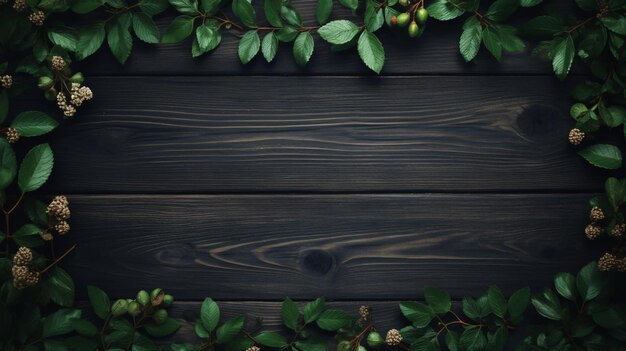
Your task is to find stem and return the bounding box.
[7,192,24,215]
[38,244,76,275]
[565,16,596,34]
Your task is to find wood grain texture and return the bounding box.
[41,76,604,194]
[62,194,601,301]
[74,1,566,76]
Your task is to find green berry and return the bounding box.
[337,341,351,351]
[136,290,150,305]
[408,21,420,38]
[415,8,428,25]
[367,331,384,348]
[111,299,128,316]
[128,301,142,317]
[357,346,367,351]
[150,288,163,300]
[399,0,410,6]
[397,13,410,27]
[37,76,54,90]
[153,309,168,324]
[163,294,174,307]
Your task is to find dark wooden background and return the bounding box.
[20,0,607,346]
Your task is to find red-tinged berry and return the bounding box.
[391,15,397,25]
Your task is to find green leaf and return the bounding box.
[357,31,385,74]
[255,332,288,348]
[43,309,81,338]
[11,111,59,137]
[487,327,508,351]
[485,0,518,21]
[592,307,625,328]
[107,14,133,64]
[578,144,622,169]
[576,261,602,302]
[599,105,625,127]
[169,0,199,15]
[507,287,530,318]
[399,301,433,328]
[281,5,302,26]
[140,0,170,15]
[281,297,300,330]
[424,287,451,314]
[459,326,486,350]
[524,16,563,38]
[364,4,384,32]
[200,297,220,332]
[133,13,160,44]
[162,16,195,44]
[293,32,314,66]
[316,0,333,25]
[13,223,44,247]
[70,318,98,337]
[494,25,525,53]
[72,0,104,13]
[0,139,17,190]
[554,273,576,301]
[48,266,75,307]
[427,0,465,21]
[195,24,221,52]
[318,20,360,45]
[238,30,260,64]
[216,316,244,343]
[232,0,256,27]
[601,14,626,35]
[552,35,575,80]
[264,0,282,27]
[88,285,110,319]
[76,23,106,60]
[261,32,279,62]
[487,286,507,318]
[339,0,358,11]
[605,177,626,209]
[520,0,543,6]
[460,16,482,62]
[316,309,351,331]
[18,143,54,193]
[303,297,325,324]
[276,25,299,42]
[531,289,564,320]
[48,28,77,51]
[445,330,459,351]
[201,0,220,14]
[482,27,502,61]
[144,318,181,337]
[0,90,8,125]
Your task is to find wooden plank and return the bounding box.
[74,1,560,76]
[62,194,600,301]
[40,76,602,193]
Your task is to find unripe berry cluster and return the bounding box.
[12,0,26,12]
[28,11,45,26]
[111,288,174,325]
[390,6,428,39]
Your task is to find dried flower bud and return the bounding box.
[12,265,38,289]
[5,128,19,144]
[598,252,619,272]
[13,247,33,266]
[610,223,626,239]
[28,11,45,26]
[13,0,26,12]
[51,56,66,71]
[41,230,54,241]
[585,224,603,240]
[385,329,402,346]
[46,195,70,220]
[54,221,70,235]
[0,75,12,89]
[245,347,261,351]
[568,128,585,146]
[359,305,370,320]
[589,207,604,221]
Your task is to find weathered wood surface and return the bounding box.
[38,76,603,194]
[74,1,571,76]
[62,193,599,301]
